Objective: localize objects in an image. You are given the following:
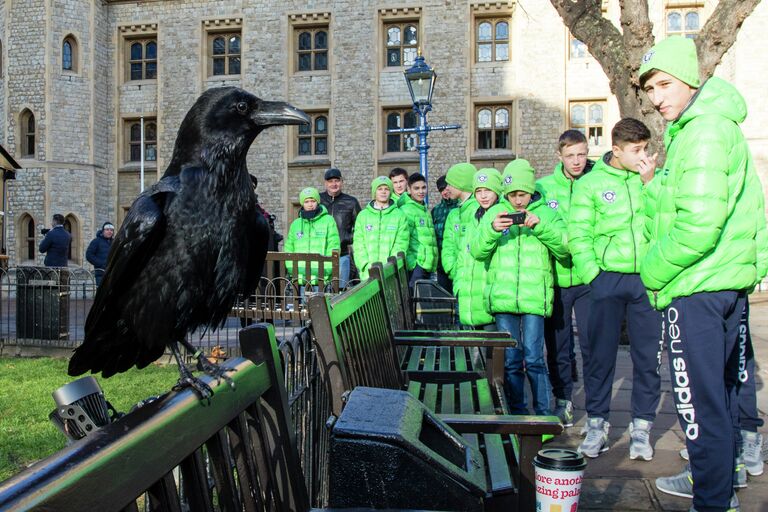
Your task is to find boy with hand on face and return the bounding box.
[537,129,595,427]
[568,118,662,461]
[353,176,410,280]
[285,187,341,288]
[470,159,568,416]
[639,36,767,511]
[400,173,438,287]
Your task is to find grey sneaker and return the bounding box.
[578,417,609,458]
[656,465,693,499]
[629,418,654,461]
[741,430,764,476]
[734,456,747,488]
[554,399,574,427]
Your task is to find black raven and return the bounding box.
[68,87,309,396]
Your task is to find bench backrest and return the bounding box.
[0,325,310,512]
[308,278,404,415]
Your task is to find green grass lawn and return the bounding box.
[0,357,179,482]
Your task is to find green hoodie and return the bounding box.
[568,153,647,284]
[441,197,479,283]
[353,201,411,279]
[536,161,593,287]
[284,205,340,285]
[399,193,438,272]
[456,202,494,326]
[470,194,568,317]
[641,77,767,309]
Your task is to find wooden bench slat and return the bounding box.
[423,347,437,371]
[422,383,438,412]
[438,347,451,372]
[440,383,455,415]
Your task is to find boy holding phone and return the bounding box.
[568,118,662,460]
[470,159,568,415]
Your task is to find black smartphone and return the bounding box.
[501,211,526,225]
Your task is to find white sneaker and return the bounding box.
[741,430,764,476]
[629,418,654,461]
[578,417,609,458]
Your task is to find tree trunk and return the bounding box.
[549,0,762,159]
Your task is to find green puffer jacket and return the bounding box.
[284,206,341,285]
[641,77,766,309]
[353,201,411,280]
[441,197,479,283]
[457,204,494,326]
[470,194,568,317]
[568,153,647,284]
[400,193,438,272]
[536,161,593,287]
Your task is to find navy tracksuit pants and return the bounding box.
[737,298,763,433]
[545,284,591,401]
[665,291,746,512]
[585,271,662,421]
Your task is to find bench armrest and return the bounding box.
[395,329,510,339]
[394,336,517,348]
[438,413,564,436]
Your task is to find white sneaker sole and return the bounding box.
[746,465,764,477]
[578,445,609,458]
[630,451,653,461]
[655,485,693,499]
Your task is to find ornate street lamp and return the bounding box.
[388,52,460,206]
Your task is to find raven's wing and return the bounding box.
[68,179,177,377]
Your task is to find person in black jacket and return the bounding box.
[86,222,115,285]
[319,167,361,288]
[39,213,71,267]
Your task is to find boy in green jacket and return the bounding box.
[284,187,340,289]
[353,176,410,280]
[471,159,568,415]
[568,118,662,461]
[440,163,477,294]
[400,173,438,287]
[537,129,595,427]
[640,36,766,510]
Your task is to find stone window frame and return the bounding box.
[474,17,510,63]
[203,18,243,79]
[122,117,158,168]
[568,99,606,148]
[289,108,332,166]
[297,111,329,157]
[665,2,703,39]
[379,7,422,70]
[19,109,36,159]
[119,24,158,84]
[62,34,79,73]
[471,3,514,66]
[289,13,331,75]
[63,214,81,265]
[18,213,36,262]
[126,38,157,81]
[474,103,513,152]
[382,107,418,155]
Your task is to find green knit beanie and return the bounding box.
[472,168,502,197]
[299,187,321,205]
[445,163,477,193]
[502,159,536,195]
[639,36,700,88]
[371,175,394,198]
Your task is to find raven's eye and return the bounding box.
[236,101,248,113]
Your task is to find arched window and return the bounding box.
[476,105,510,150]
[295,28,328,72]
[475,18,510,63]
[127,38,157,80]
[570,100,606,147]
[384,109,417,153]
[64,214,80,264]
[384,22,419,67]
[62,35,78,72]
[127,119,158,163]
[19,110,35,158]
[666,8,701,38]
[209,33,241,76]
[296,112,329,156]
[18,214,35,261]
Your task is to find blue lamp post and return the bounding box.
[388,53,460,206]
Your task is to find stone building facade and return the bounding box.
[1,0,767,267]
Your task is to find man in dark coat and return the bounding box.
[319,167,361,288]
[86,222,115,285]
[39,213,71,267]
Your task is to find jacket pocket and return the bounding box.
[598,235,614,268]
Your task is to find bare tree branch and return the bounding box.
[696,0,762,80]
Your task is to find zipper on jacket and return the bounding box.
[515,226,522,312]
[625,173,637,272]
[568,180,574,287]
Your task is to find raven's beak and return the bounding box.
[254,101,310,127]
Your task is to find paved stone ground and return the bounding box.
[547,292,768,511]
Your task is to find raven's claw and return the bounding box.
[196,356,237,390]
[173,363,214,403]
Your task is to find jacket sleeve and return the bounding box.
[352,215,369,274]
[640,127,730,290]
[441,209,459,278]
[469,208,501,262]
[284,220,296,253]
[533,207,569,262]
[85,238,99,266]
[642,171,662,242]
[568,179,601,284]
[395,214,411,257]
[39,233,51,254]
[326,218,341,256]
